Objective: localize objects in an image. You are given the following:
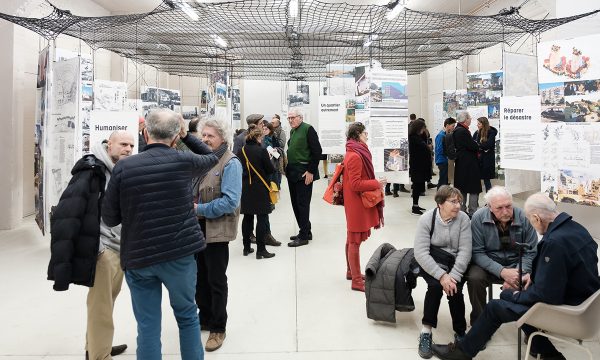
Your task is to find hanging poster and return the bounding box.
[94,80,127,111]
[79,56,94,157]
[181,106,199,120]
[499,96,543,171]
[231,86,241,129]
[46,57,80,220]
[318,96,346,154]
[326,64,357,124]
[140,86,181,118]
[467,71,503,120]
[89,111,139,154]
[369,68,409,184]
[442,90,468,119]
[34,45,51,234]
[288,83,310,107]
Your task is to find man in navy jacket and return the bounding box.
[102,109,218,360]
[433,193,600,360]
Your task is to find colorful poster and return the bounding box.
[208,70,228,120]
[467,71,503,120]
[442,90,468,119]
[538,34,600,84]
[317,96,346,154]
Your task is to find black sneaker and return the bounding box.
[385,190,393,196]
[412,206,424,215]
[418,332,433,359]
[427,183,437,189]
[393,192,399,198]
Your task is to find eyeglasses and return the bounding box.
[287,116,297,120]
[445,199,461,205]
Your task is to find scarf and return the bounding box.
[346,139,384,228]
[457,122,471,134]
[193,143,228,199]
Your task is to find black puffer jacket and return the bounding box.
[102,134,218,270]
[47,155,107,291]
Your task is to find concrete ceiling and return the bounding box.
[90,0,487,15]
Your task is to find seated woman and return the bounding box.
[413,185,472,359]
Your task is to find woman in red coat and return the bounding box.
[343,122,386,292]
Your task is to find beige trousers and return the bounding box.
[86,248,123,360]
[448,160,455,184]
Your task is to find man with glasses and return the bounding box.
[465,186,537,325]
[286,108,322,247]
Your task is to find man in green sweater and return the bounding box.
[286,108,322,247]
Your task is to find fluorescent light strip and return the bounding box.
[289,0,299,18]
[178,1,199,21]
[211,34,228,48]
[386,2,405,20]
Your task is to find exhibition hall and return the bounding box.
[0,0,599,359]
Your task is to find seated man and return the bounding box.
[466,186,537,325]
[433,193,600,360]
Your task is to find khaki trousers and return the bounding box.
[448,159,455,184]
[86,248,123,360]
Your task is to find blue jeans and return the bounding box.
[125,255,203,360]
[436,163,448,189]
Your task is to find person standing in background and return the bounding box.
[435,117,457,189]
[472,117,497,192]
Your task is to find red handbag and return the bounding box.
[361,189,383,208]
[323,163,344,205]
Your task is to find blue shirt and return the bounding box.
[196,158,242,219]
[434,130,447,165]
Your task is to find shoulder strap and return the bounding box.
[429,208,437,239]
[241,146,271,191]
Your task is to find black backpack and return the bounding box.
[443,131,457,160]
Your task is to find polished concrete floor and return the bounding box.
[1,177,599,359]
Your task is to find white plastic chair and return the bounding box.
[516,288,600,359]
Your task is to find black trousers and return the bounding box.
[465,264,503,325]
[421,271,467,336]
[460,299,560,358]
[242,214,268,251]
[288,179,313,239]
[385,183,399,193]
[412,182,425,206]
[195,221,230,333]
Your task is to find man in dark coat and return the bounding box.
[102,109,218,359]
[432,193,600,360]
[452,111,481,217]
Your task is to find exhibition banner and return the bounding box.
[46,57,80,226]
[499,96,542,171]
[467,70,503,120]
[34,45,51,234]
[89,110,139,153]
[317,96,346,154]
[208,70,228,120]
[140,86,181,118]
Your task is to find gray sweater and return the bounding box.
[414,208,472,282]
[91,142,122,254]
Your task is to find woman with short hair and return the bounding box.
[413,185,472,359]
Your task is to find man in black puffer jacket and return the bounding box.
[102,109,218,359]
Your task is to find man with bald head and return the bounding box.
[103,109,218,359]
[466,186,537,325]
[433,193,600,360]
[48,130,134,359]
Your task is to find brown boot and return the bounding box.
[265,233,281,246]
[205,332,226,352]
[348,242,365,292]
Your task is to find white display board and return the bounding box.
[89,111,139,154]
[94,80,127,111]
[317,96,346,154]
[499,96,542,171]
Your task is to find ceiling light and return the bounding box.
[386,0,406,21]
[211,34,228,48]
[176,1,199,21]
[289,0,299,18]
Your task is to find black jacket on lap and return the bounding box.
[47,155,107,291]
[102,134,218,270]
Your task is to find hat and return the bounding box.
[138,116,145,124]
[246,113,264,125]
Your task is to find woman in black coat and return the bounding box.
[472,117,497,192]
[237,125,276,259]
[408,119,432,215]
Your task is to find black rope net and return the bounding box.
[1,0,598,80]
